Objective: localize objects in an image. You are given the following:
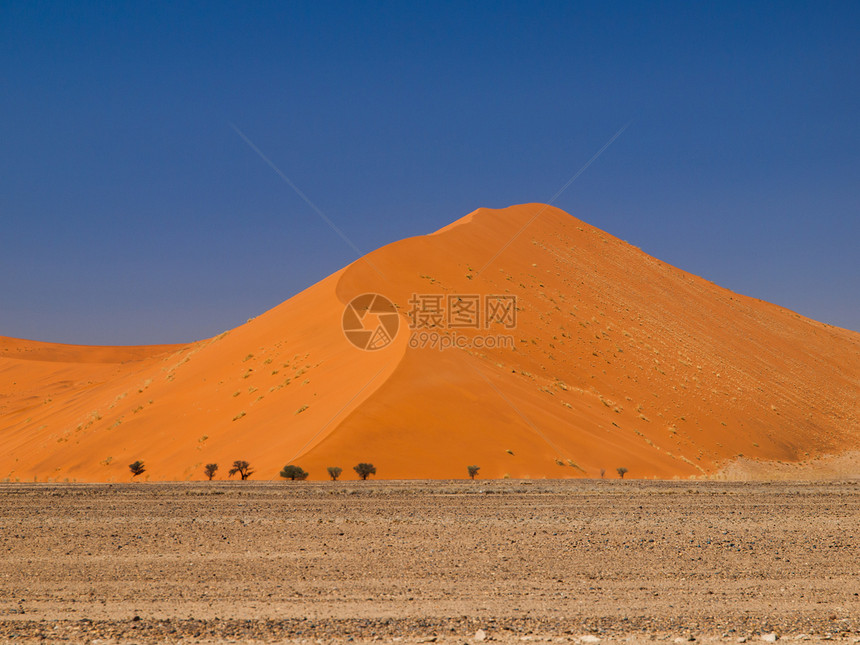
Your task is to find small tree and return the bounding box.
[280,464,308,481]
[616,467,628,479]
[204,463,218,481]
[353,462,376,480]
[327,466,343,481]
[467,465,480,480]
[599,468,606,479]
[129,460,145,478]
[229,460,254,480]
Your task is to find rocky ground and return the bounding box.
[0,480,858,644]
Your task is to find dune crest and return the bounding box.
[1,204,858,481]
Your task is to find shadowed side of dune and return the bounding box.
[0,271,406,482]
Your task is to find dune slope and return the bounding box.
[1,204,858,481]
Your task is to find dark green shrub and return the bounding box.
[229,460,254,480]
[353,462,376,480]
[280,464,309,481]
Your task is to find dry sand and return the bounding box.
[1,204,858,482]
[0,480,858,643]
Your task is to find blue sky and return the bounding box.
[2,1,858,344]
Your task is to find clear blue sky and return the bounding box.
[2,1,858,344]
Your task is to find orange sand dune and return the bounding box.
[1,204,858,481]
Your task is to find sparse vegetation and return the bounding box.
[204,463,218,480]
[354,462,376,480]
[600,468,606,478]
[229,460,254,480]
[567,460,585,472]
[279,464,309,481]
[617,467,628,479]
[467,465,480,479]
[128,460,145,478]
[327,466,343,481]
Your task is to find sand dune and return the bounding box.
[1,204,858,481]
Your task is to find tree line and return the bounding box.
[128,461,631,480]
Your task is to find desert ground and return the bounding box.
[0,480,858,644]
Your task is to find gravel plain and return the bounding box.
[0,480,858,644]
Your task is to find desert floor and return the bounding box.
[0,480,858,644]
